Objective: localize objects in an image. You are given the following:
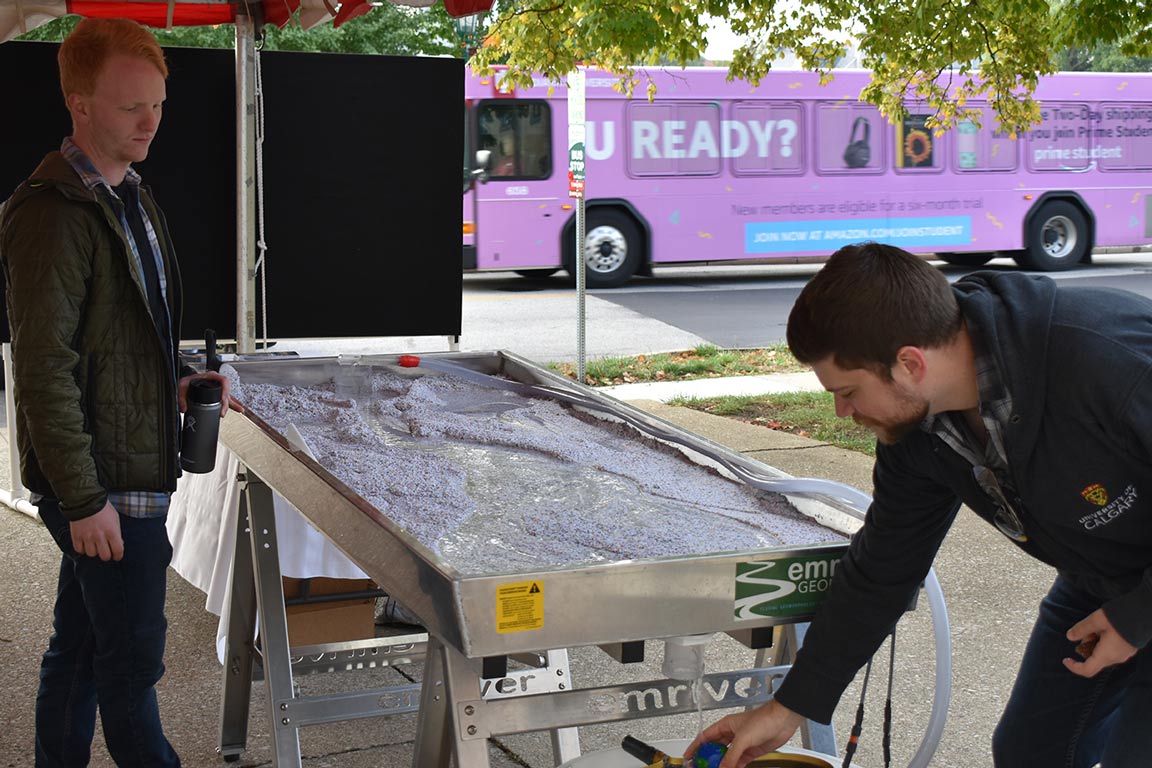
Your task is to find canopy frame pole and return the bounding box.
[235,12,258,354]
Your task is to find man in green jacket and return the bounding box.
[0,18,236,766]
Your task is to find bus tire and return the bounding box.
[567,209,642,289]
[1019,200,1090,271]
[936,252,995,268]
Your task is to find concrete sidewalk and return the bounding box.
[0,376,1053,768]
[597,371,825,403]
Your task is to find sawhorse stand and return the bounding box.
[216,467,580,766]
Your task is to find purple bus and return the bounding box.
[463,67,1152,288]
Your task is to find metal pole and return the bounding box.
[576,200,586,382]
[234,15,258,354]
[567,68,587,383]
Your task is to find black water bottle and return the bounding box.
[180,378,222,473]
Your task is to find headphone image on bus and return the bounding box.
[843,116,872,168]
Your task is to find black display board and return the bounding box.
[0,41,463,342]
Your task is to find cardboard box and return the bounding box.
[281,577,377,647]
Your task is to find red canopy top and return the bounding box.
[0,0,491,44]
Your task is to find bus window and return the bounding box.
[731,102,804,174]
[627,101,722,177]
[954,108,1019,172]
[463,104,474,191]
[816,103,884,173]
[476,100,552,180]
[1027,103,1091,172]
[895,113,943,172]
[1097,103,1152,171]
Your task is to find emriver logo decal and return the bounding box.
[1080,483,1108,506]
[1078,484,1138,531]
[734,554,840,620]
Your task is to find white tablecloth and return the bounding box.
[166,445,367,661]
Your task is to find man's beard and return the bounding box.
[853,386,929,445]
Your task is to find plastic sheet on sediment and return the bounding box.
[226,364,844,576]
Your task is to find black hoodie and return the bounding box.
[776,271,1152,723]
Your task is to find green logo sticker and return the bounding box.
[735,554,841,619]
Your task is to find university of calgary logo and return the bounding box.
[1081,483,1109,506]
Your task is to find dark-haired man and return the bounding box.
[689,242,1151,768]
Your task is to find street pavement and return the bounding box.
[282,286,718,366]
[0,307,1058,767]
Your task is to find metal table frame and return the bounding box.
[209,352,946,767]
[217,470,430,762]
[216,465,841,766]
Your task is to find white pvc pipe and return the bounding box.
[1,343,38,520]
[0,487,38,519]
[3,343,22,492]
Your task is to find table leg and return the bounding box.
[218,471,258,761]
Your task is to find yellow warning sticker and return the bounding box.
[495,581,544,634]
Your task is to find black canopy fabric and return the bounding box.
[1,39,463,342]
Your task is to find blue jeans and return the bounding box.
[34,498,180,767]
[992,576,1152,768]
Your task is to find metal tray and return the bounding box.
[218,350,864,659]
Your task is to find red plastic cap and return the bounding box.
[398,355,420,368]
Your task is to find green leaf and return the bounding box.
[473,0,1149,131]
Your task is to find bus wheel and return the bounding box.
[936,252,995,268]
[571,210,642,288]
[1020,201,1089,271]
